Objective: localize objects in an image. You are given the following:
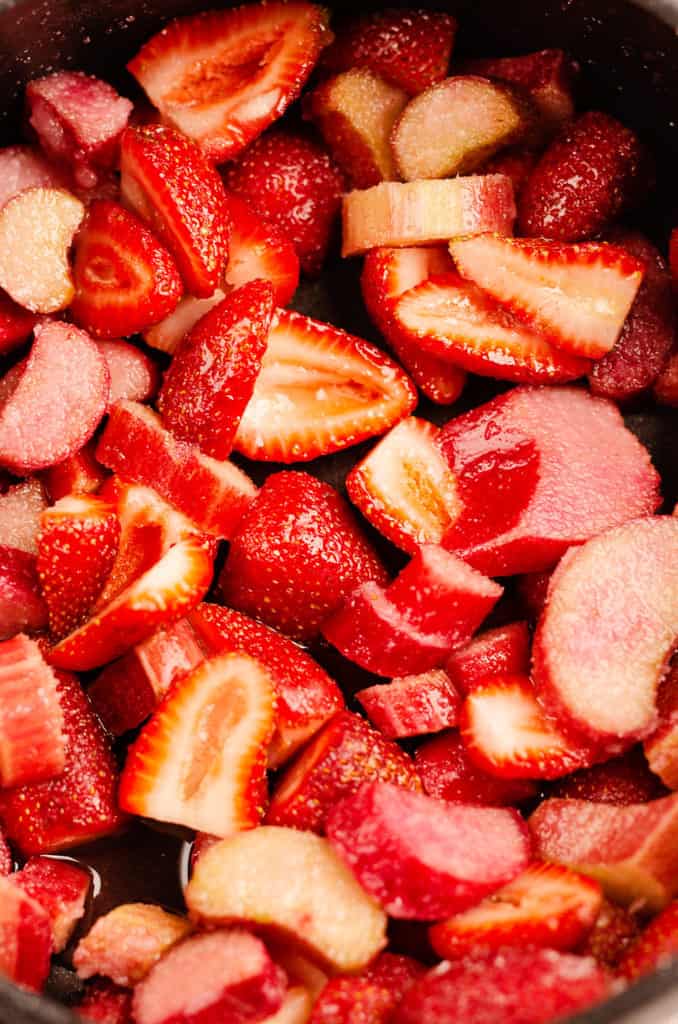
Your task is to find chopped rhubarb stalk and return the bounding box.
[0,291,38,356]
[266,710,421,833]
[119,654,275,836]
[0,547,48,640]
[619,901,678,981]
[13,856,91,953]
[74,904,192,986]
[551,747,667,805]
[356,670,461,739]
[415,731,537,807]
[645,662,678,788]
[0,875,52,991]
[186,828,388,973]
[342,176,515,257]
[41,441,107,503]
[98,342,158,407]
[327,782,531,920]
[0,145,67,211]
[462,50,576,132]
[446,622,531,696]
[76,980,133,1024]
[0,478,46,555]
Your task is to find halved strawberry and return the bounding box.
[12,856,92,953]
[224,191,299,307]
[71,200,183,339]
[41,441,107,503]
[128,3,331,163]
[0,547,48,641]
[414,730,538,807]
[356,669,461,740]
[0,875,52,991]
[143,291,226,356]
[0,478,46,556]
[75,981,133,1024]
[120,124,230,298]
[233,309,417,463]
[0,291,37,356]
[445,622,531,696]
[450,235,645,359]
[158,280,274,460]
[619,900,678,981]
[119,653,276,836]
[0,144,67,211]
[37,494,120,640]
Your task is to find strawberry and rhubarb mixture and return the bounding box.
[0,3,676,1023]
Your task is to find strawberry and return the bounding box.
[224,190,300,307]
[225,130,345,276]
[70,200,183,339]
[429,862,602,959]
[0,477,46,555]
[517,570,553,621]
[446,622,531,696]
[450,235,644,360]
[0,670,124,855]
[0,828,11,875]
[414,730,538,807]
[119,653,275,835]
[519,111,646,241]
[310,955,423,1024]
[220,471,388,641]
[0,634,65,788]
[266,710,421,833]
[0,144,67,211]
[0,290,37,356]
[75,981,133,1024]
[12,856,92,953]
[619,901,678,980]
[0,547,48,640]
[580,900,640,971]
[158,280,274,460]
[37,494,120,640]
[550,747,667,805]
[461,50,576,133]
[98,341,158,408]
[356,670,461,740]
[320,9,457,96]
[120,124,230,298]
[41,441,108,503]
[480,147,538,201]
[233,309,417,463]
[0,875,52,991]
[128,3,331,164]
[144,291,226,356]
[189,603,344,769]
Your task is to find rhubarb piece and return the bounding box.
[439,386,661,576]
[0,478,46,555]
[190,604,344,769]
[645,663,678,788]
[267,710,420,833]
[120,124,230,297]
[392,948,608,1024]
[619,901,678,981]
[144,291,226,356]
[224,191,300,306]
[0,547,48,639]
[307,68,408,188]
[119,653,275,836]
[551,747,667,805]
[655,349,678,406]
[74,904,192,986]
[415,731,537,807]
[0,671,124,855]
[581,900,639,971]
[392,76,536,181]
[519,111,646,241]
[533,517,678,749]
[0,291,37,356]
[158,281,274,459]
[263,988,312,1024]
[0,187,84,313]
[0,634,65,788]
[129,3,330,163]
[41,442,107,503]
[446,622,530,696]
[98,342,158,407]
[220,472,387,641]
[322,545,502,677]
[346,418,461,555]
[462,50,576,132]
[450,234,644,359]
[186,828,388,972]
[76,981,133,1024]
[310,955,423,1024]
[0,145,66,210]
[356,670,461,739]
[13,856,91,953]
[530,794,678,911]
[393,272,591,383]
[0,876,52,991]
[430,862,602,958]
[327,782,530,920]
[0,320,109,475]
[233,309,417,464]
[342,176,515,256]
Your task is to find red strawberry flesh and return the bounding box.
[13,855,91,952]
[415,730,537,807]
[446,621,530,696]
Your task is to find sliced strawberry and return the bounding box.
[461,675,596,781]
[0,671,124,855]
[0,547,48,640]
[430,862,602,959]
[76,980,133,1024]
[225,130,344,277]
[143,290,227,356]
[580,900,640,971]
[320,9,456,96]
[356,670,461,740]
[446,622,531,696]
[461,50,576,132]
[41,441,108,503]
[120,124,230,297]
[120,653,275,835]
[0,320,109,475]
[394,272,591,383]
[224,191,299,307]
[37,494,120,640]
[655,349,678,406]
[480,146,538,201]
[346,417,461,555]
[12,856,92,953]
[49,535,213,672]
[550,747,667,805]
[310,955,423,1024]
[619,900,678,981]
[0,634,65,788]
[129,3,331,163]
[189,603,344,769]
[98,341,158,407]
[0,291,38,356]
[74,904,192,986]
[220,471,388,641]
[266,710,421,833]
[0,875,52,991]
[234,308,417,463]
[0,478,46,555]
[450,235,644,360]
[0,145,67,211]
[158,280,274,460]
[414,730,538,807]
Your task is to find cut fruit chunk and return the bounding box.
[346,417,461,555]
[98,341,158,408]
[550,747,667,805]
[0,292,38,356]
[480,146,538,201]
[446,622,531,696]
[415,731,537,807]
[461,50,576,133]
[0,830,11,876]
[619,901,678,981]
[0,875,52,991]
[0,320,109,475]
[356,670,461,739]
[581,900,640,971]
[0,478,46,556]
[143,290,225,356]
[0,547,48,640]
[0,145,66,211]
[224,191,300,307]
[392,76,536,181]
[0,187,84,313]
[119,653,275,836]
[327,782,531,920]
[343,176,515,256]
[41,441,107,503]
[12,856,91,953]
[533,517,678,750]
[186,827,388,973]
[309,955,423,1024]
[450,234,644,359]
[128,3,331,163]
[645,662,678,789]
